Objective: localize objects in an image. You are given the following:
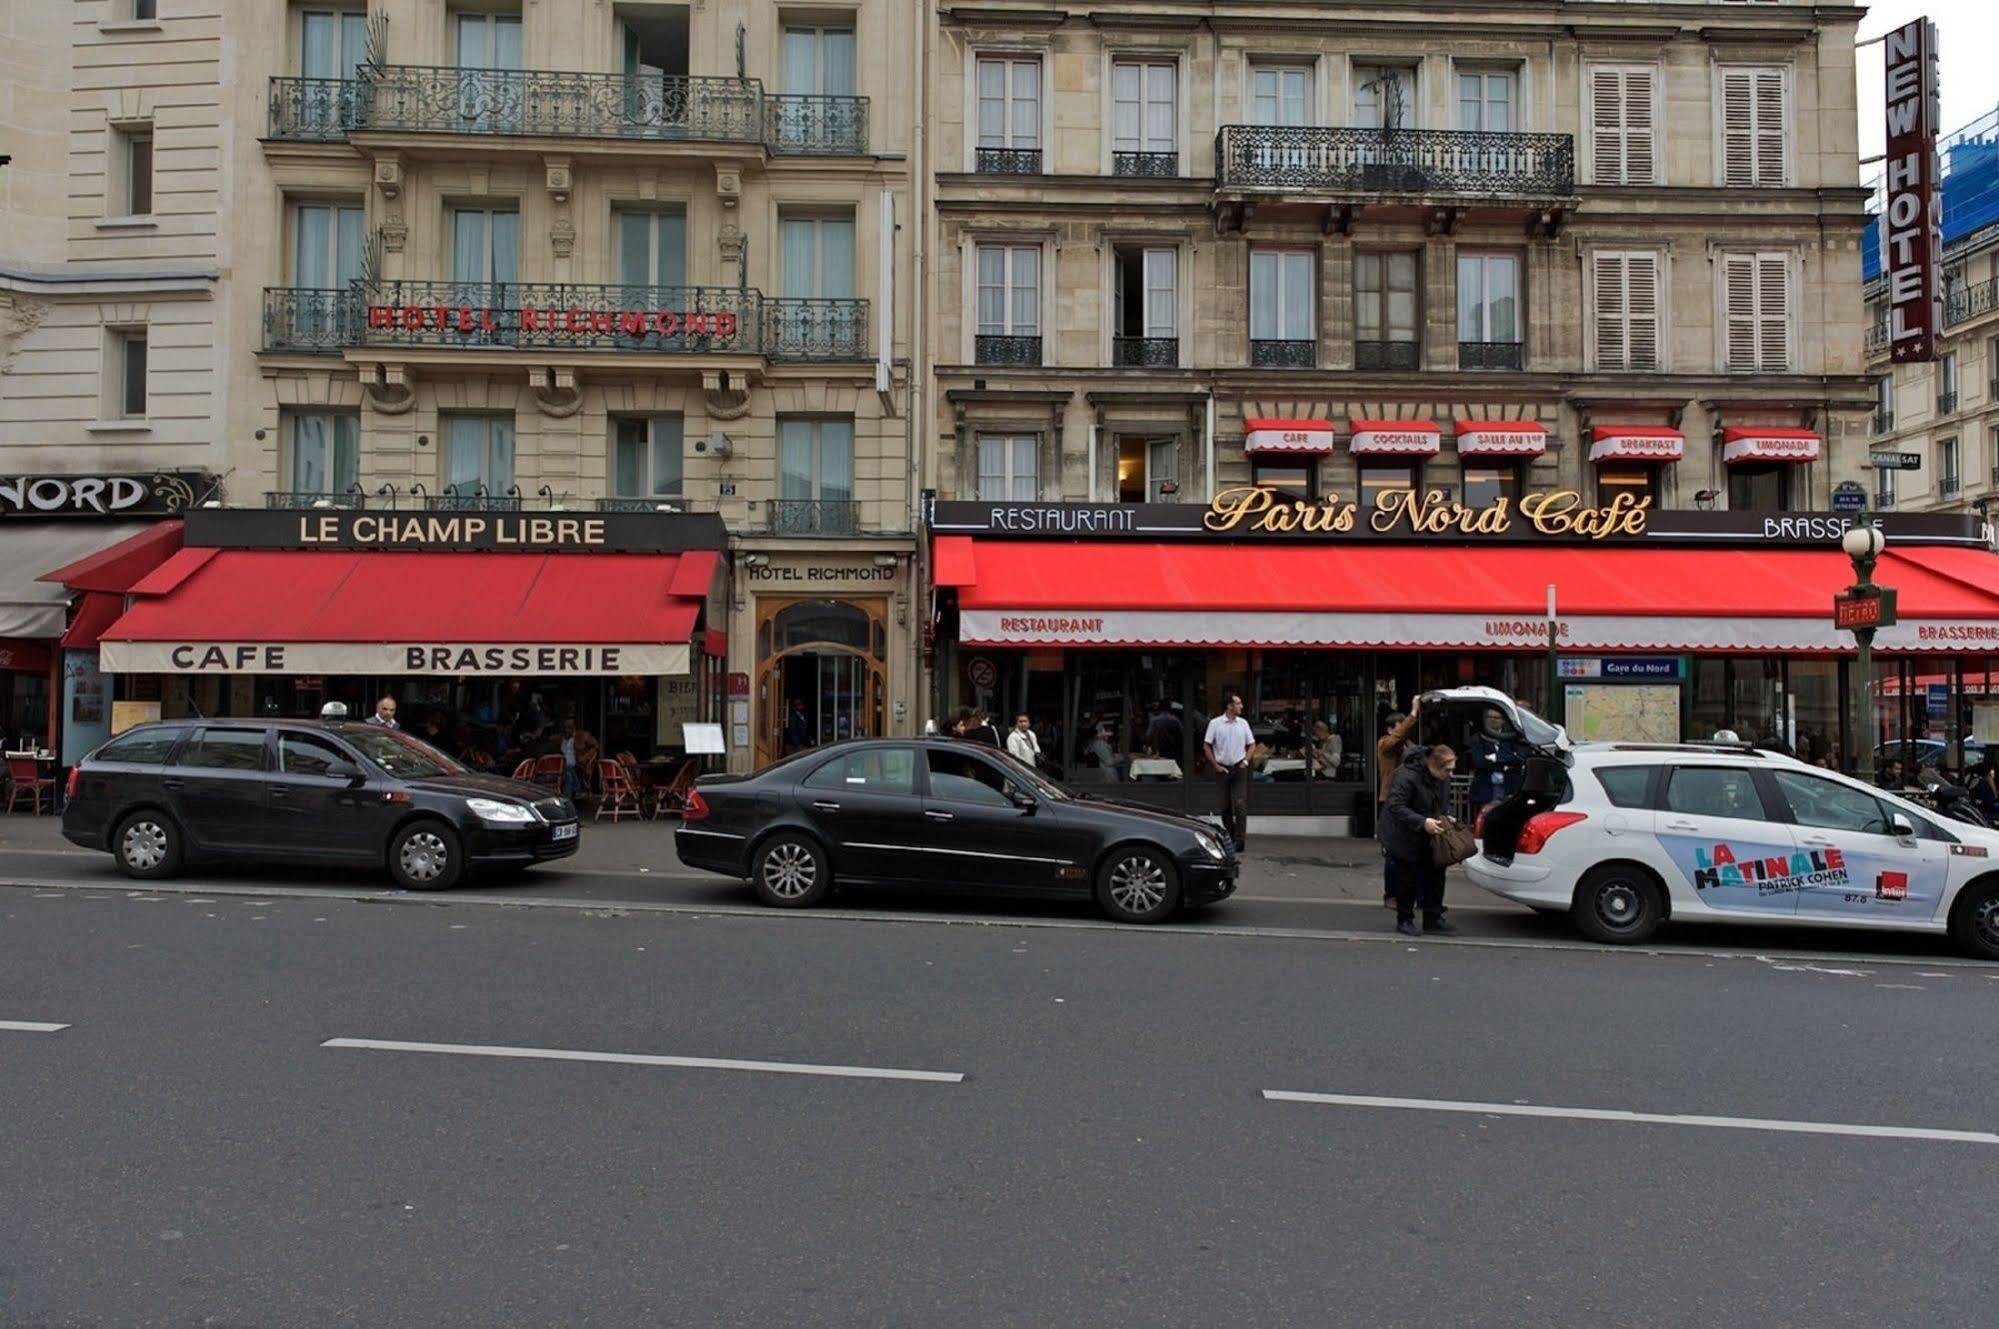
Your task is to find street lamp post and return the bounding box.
[1840,516,1888,777]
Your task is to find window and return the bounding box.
[1771,770,1892,836]
[301,9,369,79]
[1598,465,1659,506]
[975,244,1040,363]
[133,0,159,17]
[1663,767,1766,820]
[113,124,153,216]
[279,733,353,778]
[1146,437,1177,502]
[1588,66,1656,185]
[1251,460,1315,501]
[1457,252,1519,368]
[1353,65,1414,130]
[455,12,522,69]
[615,210,686,289]
[450,207,520,290]
[292,202,365,288]
[1727,465,1788,513]
[804,747,915,795]
[1592,252,1660,371]
[1359,462,1419,515]
[96,727,186,765]
[1113,247,1177,363]
[453,11,524,131]
[925,748,1024,808]
[1938,352,1958,413]
[175,728,268,772]
[778,419,855,530]
[1250,249,1314,366]
[442,415,515,499]
[1461,463,1520,510]
[976,56,1041,170]
[1355,252,1418,369]
[612,418,683,501]
[1112,61,1176,173]
[109,329,147,419]
[1594,765,1659,809]
[1457,70,1514,132]
[1115,436,1176,503]
[1250,65,1312,126]
[1722,252,1790,373]
[1940,437,1960,496]
[1719,67,1786,187]
[781,216,855,302]
[783,25,856,95]
[977,434,1038,501]
[288,412,359,496]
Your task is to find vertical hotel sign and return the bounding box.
[1883,18,1942,363]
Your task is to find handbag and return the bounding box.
[1431,817,1479,868]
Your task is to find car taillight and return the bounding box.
[1515,810,1587,855]
[65,766,80,799]
[683,790,711,822]
[1473,807,1487,838]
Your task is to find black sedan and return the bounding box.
[62,719,579,890]
[673,738,1237,923]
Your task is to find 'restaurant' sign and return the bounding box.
[98,640,692,677]
[182,507,726,553]
[1882,17,1942,363]
[0,471,212,518]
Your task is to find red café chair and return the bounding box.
[596,759,642,822]
[530,754,565,791]
[649,758,700,820]
[510,758,536,782]
[5,755,55,815]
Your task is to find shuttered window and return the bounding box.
[1588,67,1656,185]
[1722,252,1789,373]
[1591,252,1660,371]
[1720,68,1786,187]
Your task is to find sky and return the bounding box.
[1854,0,1998,177]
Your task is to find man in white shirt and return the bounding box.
[1203,692,1255,850]
[1006,713,1042,768]
[366,696,399,729]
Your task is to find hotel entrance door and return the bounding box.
[755,597,887,767]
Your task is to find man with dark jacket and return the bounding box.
[1374,697,1421,907]
[1380,743,1460,938]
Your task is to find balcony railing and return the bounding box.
[767,298,871,361]
[975,146,1042,175]
[1865,318,1889,354]
[766,94,869,154]
[1250,339,1315,369]
[1113,150,1178,178]
[1355,339,1420,371]
[768,499,860,535]
[268,76,368,141]
[1458,340,1522,371]
[427,490,523,513]
[1112,336,1178,368]
[360,281,761,353]
[1939,391,1960,415]
[1945,276,1998,326]
[1942,474,1962,498]
[595,495,690,513]
[265,489,366,510]
[263,287,360,352]
[1216,125,1575,197]
[975,334,1041,366]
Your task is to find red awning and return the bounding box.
[1722,427,1822,465]
[1589,427,1685,463]
[1244,418,1336,455]
[0,638,54,674]
[60,592,128,650]
[37,521,183,592]
[98,549,714,676]
[1454,422,1548,458]
[1349,419,1441,457]
[946,539,1999,653]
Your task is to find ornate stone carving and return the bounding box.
[543,156,572,204]
[550,216,576,258]
[379,214,407,253]
[716,221,744,263]
[0,291,49,373]
[702,369,752,420]
[362,362,415,415]
[531,366,582,418]
[373,153,403,200]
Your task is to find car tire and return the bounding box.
[1947,880,1999,960]
[1571,864,1663,945]
[1096,845,1182,924]
[389,820,464,892]
[751,833,831,908]
[113,811,182,880]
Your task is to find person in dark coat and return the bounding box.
[783,699,814,753]
[1379,742,1460,937]
[1466,707,1529,811]
[966,707,1003,749]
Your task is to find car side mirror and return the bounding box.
[1890,813,1915,839]
[325,760,365,786]
[1009,788,1037,813]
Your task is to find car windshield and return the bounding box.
[989,747,1073,802]
[342,728,462,780]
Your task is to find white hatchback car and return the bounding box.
[1429,690,1999,960]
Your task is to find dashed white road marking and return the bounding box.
[0,1020,70,1033]
[1262,1089,1999,1146]
[321,1036,965,1085]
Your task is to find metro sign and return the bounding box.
[1834,589,1898,631]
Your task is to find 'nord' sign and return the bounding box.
[1882,18,1942,364]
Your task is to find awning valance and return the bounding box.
[1244,418,1336,455]
[1722,427,1822,465]
[1589,427,1685,464]
[0,521,165,640]
[98,549,719,676]
[1454,422,1549,458]
[1350,419,1442,457]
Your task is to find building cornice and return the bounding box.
[0,265,217,297]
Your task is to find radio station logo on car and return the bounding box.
[1692,842,1849,895]
[1875,871,1910,902]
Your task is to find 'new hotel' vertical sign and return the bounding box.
[1883,18,1942,363]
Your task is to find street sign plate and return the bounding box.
[1831,483,1867,514]
[1834,588,1899,630]
[1866,452,1923,470]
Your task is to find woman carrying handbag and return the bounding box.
[1378,742,1463,937]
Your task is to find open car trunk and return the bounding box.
[1417,687,1569,864]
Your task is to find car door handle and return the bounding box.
[810,800,842,812]
[925,809,954,822]
[1798,833,1838,847]
[161,778,184,792]
[1663,818,1698,831]
[268,786,289,798]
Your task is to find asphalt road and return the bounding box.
[4,884,1996,1327]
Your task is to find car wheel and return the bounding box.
[1571,864,1663,945]
[114,811,182,880]
[1096,846,1181,924]
[1948,880,1999,960]
[752,834,830,908]
[390,821,464,892]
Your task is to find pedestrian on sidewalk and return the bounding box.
[1380,742,1460,937]
[970,708,1004,750]
[1375,697,1420,906]
[1006,713,1043,768]
[366,696,400,729]
[1204,692,1255,851]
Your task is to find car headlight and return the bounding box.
[466,797,536,825]
[1195,831,1228,861]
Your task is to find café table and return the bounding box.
[1127,757,1183,781]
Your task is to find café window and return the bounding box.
[612,417,683,502]
[1597,463,1659,505]
[1250,459,1315,501]
[1726,464,1788,512]
[1358,461,1419,515]
[1461,462,1519,510]
[1117,436,1177,503]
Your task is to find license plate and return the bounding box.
[551,823,578,842]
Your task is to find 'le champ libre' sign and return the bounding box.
[182,506,727,554]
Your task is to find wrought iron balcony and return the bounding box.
[1113,150,1178,178]
[767,298,871,361]
[768,499,861,535]
[1215,125,1575,199]
[1942,473,1962,498]
[1112,336,1178,368]
[359,281,762,353]
[766,94,869,154]
[427,490,523,513]
[975,334,1041,366]
[1250,339,1315,369]
[1945,276,1998,326]
[1939,391,1960,415]
[1865,318,1889,354]
[356,66,764,143]
[1458,340,1523,371]
[1355,339,1420,371]
[595,496,690,513]
[975,146,1042,175]
[264,489,366,510]
[269,76,369,141]
[263,286,361,352]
